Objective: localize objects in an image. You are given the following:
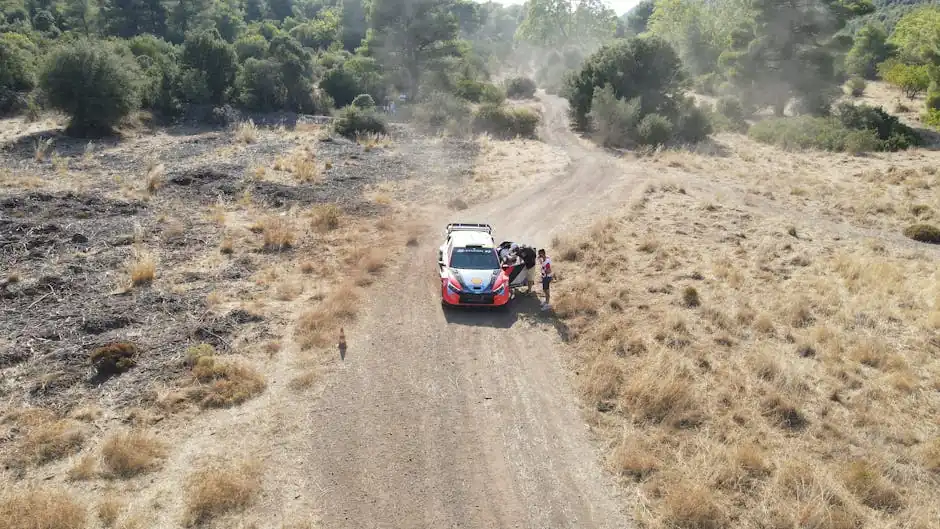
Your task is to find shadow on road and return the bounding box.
[442,291,548,328]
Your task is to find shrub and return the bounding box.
[411,91,471,133]
[926,89,940,111]
[902,224,940,243]
[878,59,930,99]
[189,354,266,408]
[236,58,287,111]
[351,93,375,109]
[833,103,921,149]
[0,32,37,115]
[749,116,882,152]
[846,77,867,97]
[454,79,504,104]
[333,105,386,137]
[471,104,539,139]
[505,76,537,99]
[319,67,360,108]
[693,72,720,95]
[39,40,141,136]
[100,430,167,478]
[588,85,642,147]
[181,29,238,105]
[0,487,87,529]
[183,459,261,527]
[89,342,138,376]
[924,108,940,129]
[716,96,746,123]
[636,113,673,146]
[673,98,713,143]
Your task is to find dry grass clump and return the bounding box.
[67,453,97,481]
[582,356,624,402]
[681,286,700,307]
[296,283,359,349]
[659,479,729,529]
[145,162,165,194]
[350,247,387,275]
[183,459,262,527]
[310,203,341,231]
[841,459,904,512]
[97,497,124,527]
[9,415,86,468]
[622,350,698,426]
[260,216,295,251]
[235,119,258,144]
[100,430,168,478]
[0,486,86,529]
[186,344,267,408]
[902,223,940,243]
[288,370,318,391]
[90,341,138,376]
[127,249,156,286]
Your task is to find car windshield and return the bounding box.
[450,247,500,270]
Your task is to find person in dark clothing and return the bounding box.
[516,245,538,294]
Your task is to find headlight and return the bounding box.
[494,284,506,295]
[447,280,462,293]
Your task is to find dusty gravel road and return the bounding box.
[292,94,641,529]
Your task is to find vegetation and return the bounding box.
[505,76,537,99]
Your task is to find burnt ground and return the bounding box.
[0,119,478,414]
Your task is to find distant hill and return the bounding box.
[842,0,940,35]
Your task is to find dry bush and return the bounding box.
[100,430,167,478]
[146,162,165,194]
[296,283,359,349]
[902,224,940,243]
[183,459,262,527]
[33,137,53,162]
[235,120,258,144]
[553,279,600,319]
[274,279,303,301]
[922,438,940,472]
[0,486,86,529]
[681,286,701,307]
[660,479,729,529]
[288,370,318,391]
[90,342,138,376]
[310,203,341,231]
[127,249,155,286]
[220,236,234,254]
[67,453,97,481]
[11,417,86,467]
[189,354,267,409]
[299,261,314,274]
[351,247,387,275]
[260,216,295,251]
[292,155,320,182]
[97,497,124,527]
[761,393,807,430]
[610,434,660,481]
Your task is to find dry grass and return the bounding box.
[296,283,359,349]
[260,216,295,251]
[100,430,168,478]
[310,203,341,231]
[127,248,156,286]
[0,486,86,529]
[183,458,262,527]
[288,370,318,391]
[33,136,53,161]
[9,415,86,468]
[235,120,259,144]
[67,452,97,481]
[97,497,124,527]
[145,162,165,194]
[552,154,940,529]
[188,351,267,409]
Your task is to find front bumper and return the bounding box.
[442,281,511,307]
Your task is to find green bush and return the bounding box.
[333,105,386,137]
[926,89,940,112]
[181,29,238,105]
[454,79,504,104]
[693,73,720,95]
[320,68,360,108]
[588,84,642,147]
[411,91,471,133]
[748,116,882,153]
[90,342,138,376]
[878,59,930,100]
[902,224,940,244]
[673,98,713,143]
[235,34,269,61]
[351,93,376,109]
[713,95,749,132]
[923,108,940,129]
[39,40,142,136]
[505,76,537,99]
[236,58,287,111]
[471,103,539,139]
[636,113,673,146]
[0,32,38,115]
[833,103,921,150]
[846,77,867,97]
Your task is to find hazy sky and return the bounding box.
[489,0,643,17]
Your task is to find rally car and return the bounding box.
[438,223,528,307]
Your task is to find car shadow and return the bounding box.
[442,291,545,329]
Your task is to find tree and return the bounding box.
[340,0,367,50]
[103,0,167,38]
[181,28,238,104]
[515,0,615,50]
[845,22,894,79]
[718,0,868,116]
[61,0,99,35]
[623,0,653,35]
[363,0,461,98]
[236,57,286,110]
[563,36,686,128]
[888,5,940,64]
[878,59,930,99]
[268,34,316,110]
[0,32,37,114]
[39,39,141,135]
[289,7,340,49]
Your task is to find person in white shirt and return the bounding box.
[538,248,553,310]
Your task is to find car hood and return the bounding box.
[449,267,502,292]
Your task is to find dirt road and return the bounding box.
[286,95,638,528]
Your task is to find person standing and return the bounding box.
[537,248,553,310]
[517,245,538,294]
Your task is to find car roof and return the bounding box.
[449,230,494,248]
